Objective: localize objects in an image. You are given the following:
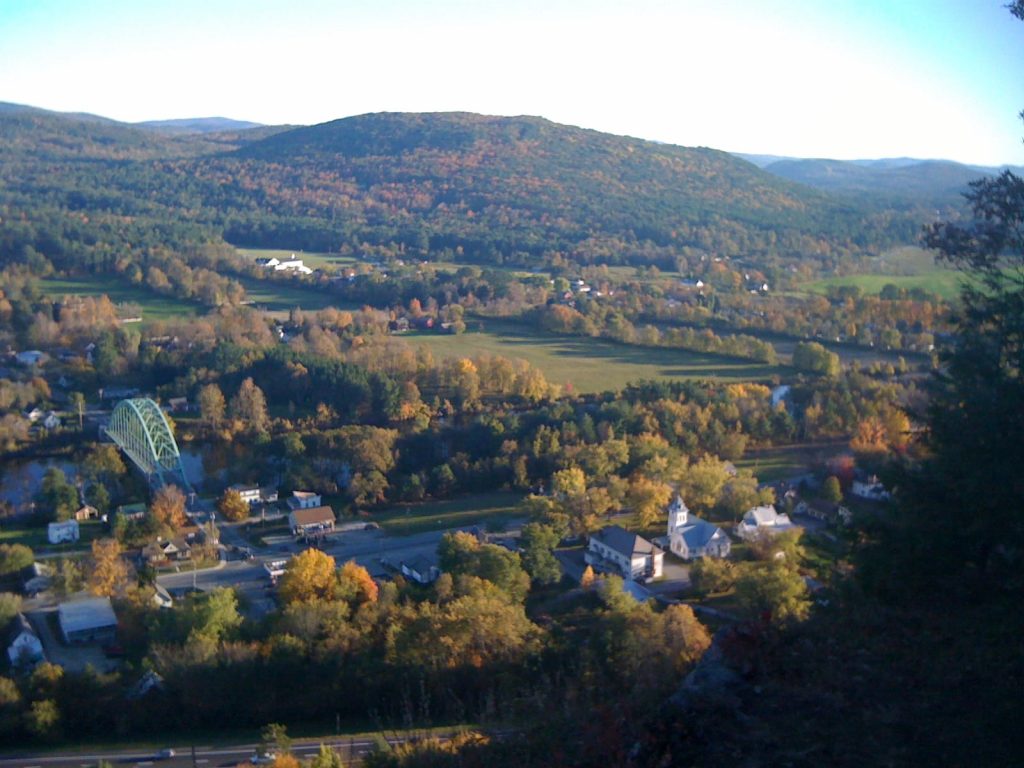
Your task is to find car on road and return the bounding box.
[251,751,277,764]
[156,747,176,759]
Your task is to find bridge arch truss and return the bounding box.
[105,398,190,490]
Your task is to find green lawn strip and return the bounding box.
[406,319,784,394]
[734,440,850,484]
[0,519,106,550]
[800,271,969,302]
[235,274,359,312]
[372,492,524,536]
[39,276,203,323]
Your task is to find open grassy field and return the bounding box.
[734,440,850,483]
[40,277,202,323]
[803,271,968,301]
[405,319,787,393]
[235,275,359,312]
[371,492,524,536]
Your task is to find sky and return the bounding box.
[0,0,1022,165]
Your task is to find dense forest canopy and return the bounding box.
[0,104,957,277]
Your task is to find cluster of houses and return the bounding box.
[583,495,799,584]
[5,594,120,670]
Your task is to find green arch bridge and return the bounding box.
[105,398,191,490]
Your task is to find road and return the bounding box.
[156,524,480,602]
[0,734,411,768]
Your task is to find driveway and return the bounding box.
[27,608,116,673]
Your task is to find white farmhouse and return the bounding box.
[665,495,731,560]
[585,525,663,581]
[48,519,80,544]
[6,613,44,667]
[736,505,795,541]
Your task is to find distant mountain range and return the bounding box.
[734,151,1022,206]
[135,116,264,134]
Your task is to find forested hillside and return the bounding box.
[0,106,938,277]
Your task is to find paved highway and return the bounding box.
[0,735,398,768]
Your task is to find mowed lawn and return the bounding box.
[803,271,968,302]
[372,492,524,536]
[40,277,202,323]
[235,275,359,312]
[406,319,787,393]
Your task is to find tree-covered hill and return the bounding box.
[212,111,928,269]
[0,106,937,274]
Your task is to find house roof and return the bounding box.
[58,597,117,635]
[592,526,662,559]
[6,613,37,646]
[402,555,437,576]
[289,506,335,527]
[675,517,727,550]
[744,505,784,526]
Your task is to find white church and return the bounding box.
[664,495,731,560]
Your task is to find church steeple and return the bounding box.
[667,494,689,533]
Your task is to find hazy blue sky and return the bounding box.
[1,0,1022,164]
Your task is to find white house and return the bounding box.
[851,478,891,501]
[286,491,322,511]
[585,526,663,582]
[6,613,44,667]
[401,555,440,584]
[48,519,80,544]
[736,505,795,541]
[256,254,313,275]
[229,484,263,506]
[664,496,731,560]
[42,411,61,430]
[15,350,46,367]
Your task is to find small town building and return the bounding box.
[664,496,731,560]
[153,583,173,609]
[15,350,47,367]
[48,519,80,544]
[736,505,796,541]
[20,562,53,595]
[141,536,193,566]
[229,484,263,506]
[42,411,61,430]
[166,397,189,413]
[585,525,664,581]
[851,478,891,501]
[286,491,322,511]
[74,505,100,521]
[288,505,335,536]
[6,613,44,667]
[401,556,441,585]
[58,597,118,644]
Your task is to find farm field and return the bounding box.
[404,319,788,393]
[734,440,850,484]
[39,277,202,323]
[371,492,524,536]
[802,270,968,301]
[235,275,359,313]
